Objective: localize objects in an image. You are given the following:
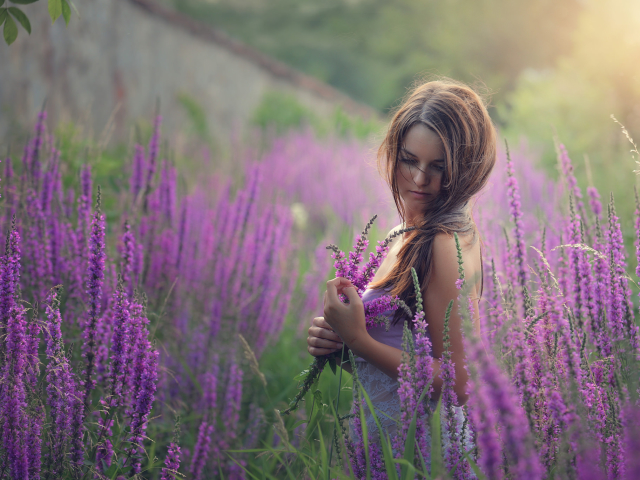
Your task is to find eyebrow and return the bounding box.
[400,147,445,163]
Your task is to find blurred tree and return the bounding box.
[500,0,640,178]
[168,0,582,114]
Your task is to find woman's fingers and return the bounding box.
[308,325,342,343]
[308,345,340,357]
[307,336,343,350]
[307,316,343,357]
[324,277,353,308]
[312,316,334,330]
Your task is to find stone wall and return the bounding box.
[0,0,377,146]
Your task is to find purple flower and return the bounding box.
[119,221,136,297]
[44,287,78,476]
[107,277,131,402]
[190,421,214,480]
[127,347,159,474]
[588,185,603,219]
[143,114,162,210]
[82,186,106,411]
[222,363,244,447]
[505,141,528,291]
[160,442,182,480]
[2,304,30,480]
[131,143,146,201]
[0,224,21,355]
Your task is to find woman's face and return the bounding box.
[396,123,445,224]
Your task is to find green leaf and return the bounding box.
[328,356,337,375]
[462,446,487,480]
[430,395,444,478]
[293,369,309,381]
[0,9,7,26]
[3,12,17,45]
[61,0,69,25]
[358,392,372,480]
[313,389,323,409]
[401,380,432,480]
[9,0,40,4]
[48,0,61,23]
[8,7,29,34]
[359,386,399,480]
[0,1,4,8]
[318,427,329,479]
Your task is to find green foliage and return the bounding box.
[169,0,580,112]
[176,91,210,142]
[2,9,17,44]
[251,90,383,140]
[499,0,640,235]
[1,0,72,45]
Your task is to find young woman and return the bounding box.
[306,79,497,449]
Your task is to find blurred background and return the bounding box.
[2,0,640,174]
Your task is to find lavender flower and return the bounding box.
[160,441,182,480]
[190,421,214,480]
[0,222,21,357]
[131,143,146,201]
[505,140,528,291]
[143,114,162,211]
[127,346,159,473]
[119,221,136,297]
[82,185,106,411]
[2,305,29,480]
[44,287,77,476]
[222,363,244,447]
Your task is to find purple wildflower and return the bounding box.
[131,143,146,201]
[44,287,78,476]
[127,346,159,474]
[82,186,106,411]
[1,305,29,480]
[588,185,603,219]
[160,442,182,480]
[394,268,433,464]
[558,143,585,217]
[190,421,214,480]
[143,114,162,211]
[119,221,136,297]
[440,301,469,479]
[362,294,403,329]
[0,223,21,357]
[107,276,131,403]
[505,141,528,291]
[222,363,244,447]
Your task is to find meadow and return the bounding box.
[2,108,640,480]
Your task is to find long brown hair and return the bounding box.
[369,78,497,326]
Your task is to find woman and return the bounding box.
[307,79,496,453]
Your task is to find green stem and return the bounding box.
[327,344,346,479]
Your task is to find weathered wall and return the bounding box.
[0,0,377,145]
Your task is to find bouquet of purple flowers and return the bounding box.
[283,216,414,415]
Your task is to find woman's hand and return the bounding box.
[307,316,344,357]
[323,277,368,352]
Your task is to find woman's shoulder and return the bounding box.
[385,223,406,246]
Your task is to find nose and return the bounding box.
[412,166,430,187]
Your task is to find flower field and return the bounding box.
[1,109,640,479]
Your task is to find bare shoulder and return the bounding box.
[385,223,405,247]
[431,231,482,295]
[430,233,460,281]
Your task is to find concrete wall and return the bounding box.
[0,0,377,146]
